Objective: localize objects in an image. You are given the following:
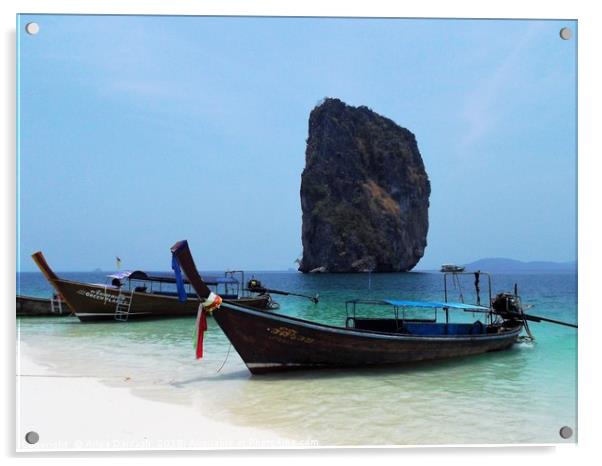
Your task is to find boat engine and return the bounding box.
[492,291,536,341]
[247,278,266,292]
[491,292,522,320]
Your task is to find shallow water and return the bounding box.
[17,271,577,445]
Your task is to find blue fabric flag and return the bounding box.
[171,254,188,303]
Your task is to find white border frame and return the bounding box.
[4,0,599,463]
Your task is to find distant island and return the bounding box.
[460,258,576,274]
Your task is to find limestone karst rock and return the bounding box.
[299,98,430,273]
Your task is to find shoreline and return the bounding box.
[16,344,298,451]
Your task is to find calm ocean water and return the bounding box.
[17,271,577,445]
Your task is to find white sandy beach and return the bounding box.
[16,344,295,452]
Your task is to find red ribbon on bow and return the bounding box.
[194,294,222,359]
[195,308,208,359]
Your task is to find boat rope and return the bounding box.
[452,273,464,303]
[511,286,535,341]
[522,320,535,341]
[518,297,535,341]
[216,343,232,373]
[474,272,481,305]
[266,294,281,310]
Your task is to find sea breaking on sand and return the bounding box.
[16,342,316,451]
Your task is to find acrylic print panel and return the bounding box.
[16,14,577,450]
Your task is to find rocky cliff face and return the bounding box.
[299,98,430,273]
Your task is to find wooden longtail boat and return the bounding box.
[31,251,276,322]
[170,240,535,375]
[208,300,522,374]
[16,294,72,317]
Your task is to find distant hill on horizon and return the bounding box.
[461,258,577,273]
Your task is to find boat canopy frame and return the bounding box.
[344,299,491,330]
[443,270,492,306]
[443,270,494,324]
[106,270,241,297]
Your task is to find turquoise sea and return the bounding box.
[17,271,577,446]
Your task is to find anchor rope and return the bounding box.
[518,296,535,341]
[216,343,232,373]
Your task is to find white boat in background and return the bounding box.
[440,264,465,273]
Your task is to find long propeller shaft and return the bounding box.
[518,312,577,329]
[246,286,319,304]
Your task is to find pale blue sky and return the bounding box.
[17,15,577,272]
